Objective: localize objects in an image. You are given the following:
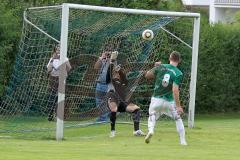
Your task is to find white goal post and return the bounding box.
[26,3,200,141]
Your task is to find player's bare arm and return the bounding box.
[172,83,183,114]
[145,61,161,80]
[94,52,107,69]
[94,58,102,69]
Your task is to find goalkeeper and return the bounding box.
[144,51,187,145]
[106,51,145,137]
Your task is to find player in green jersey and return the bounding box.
[144,51,187,145]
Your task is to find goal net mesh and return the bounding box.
[0,5,194,136]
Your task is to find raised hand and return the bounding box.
[110,51,118,61]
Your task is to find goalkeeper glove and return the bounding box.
[110,51,118,61]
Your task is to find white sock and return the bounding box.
[148,114,156,134]
[175,118,186,143]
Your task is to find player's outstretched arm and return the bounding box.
[94,52,107,69]
[145,61,161,80]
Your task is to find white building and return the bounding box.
[181,0,240,23]
[181,0,210,7]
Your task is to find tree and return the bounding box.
[0,2,21,95]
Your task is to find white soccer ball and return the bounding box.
[142,29,154,40]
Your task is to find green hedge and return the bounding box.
[196,19,240,113]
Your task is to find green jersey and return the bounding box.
[152,64,183,101]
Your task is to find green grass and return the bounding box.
[0,114,240,160]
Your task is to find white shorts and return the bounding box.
[149,97,180,120]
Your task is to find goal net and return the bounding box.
[0,4,200,139]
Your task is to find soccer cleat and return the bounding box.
[133,130,146,136]
[145,132,153,144]
[180,140,188,146]
[109,130,116,138]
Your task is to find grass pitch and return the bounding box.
[0,114,240,160]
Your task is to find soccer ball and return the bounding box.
[142,29,154,40]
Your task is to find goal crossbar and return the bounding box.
[27,3,200,18]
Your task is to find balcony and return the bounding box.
[181,0,240,7]
[214,0,240,6]
[210,0,240,23]
[181,0,240,23]
[181,0,209,6]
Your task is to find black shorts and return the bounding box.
[107,91,129,112]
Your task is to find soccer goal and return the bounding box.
[0,3,200,140]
